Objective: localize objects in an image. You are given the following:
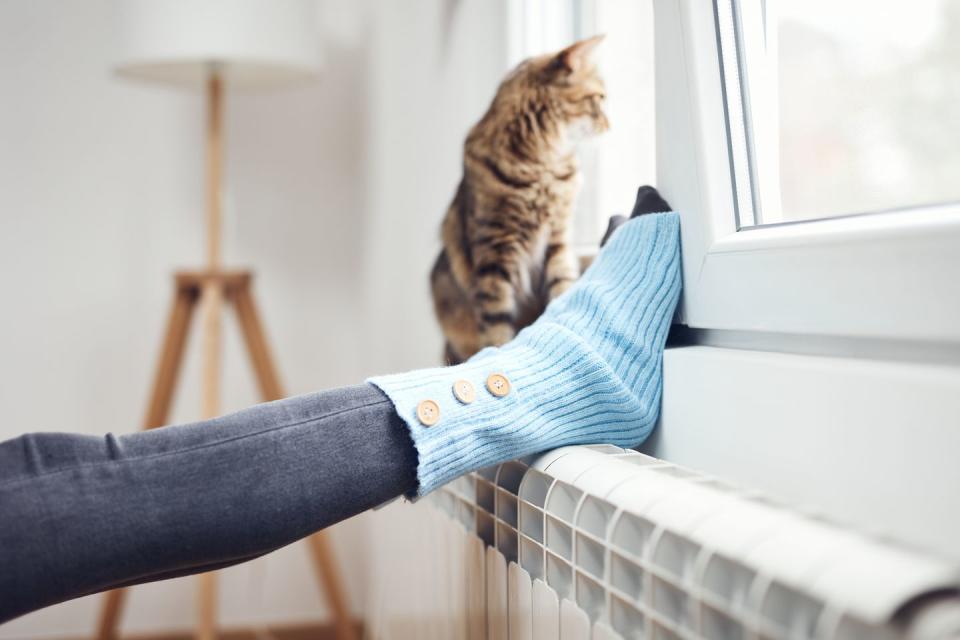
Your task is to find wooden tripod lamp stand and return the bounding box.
[102,2,356,639]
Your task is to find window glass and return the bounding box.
[510,0,655,247]
[574,0,656,247]
[740,0,960,225]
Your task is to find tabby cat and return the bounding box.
[431,35,609,364]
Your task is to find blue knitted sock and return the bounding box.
[369,212,682,496]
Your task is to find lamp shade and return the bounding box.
[113,0,321,90]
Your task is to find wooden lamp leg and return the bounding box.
[196,278,224,640]
[196,573,218,640]
[189,66,226,640]
[232,286,283,401]
[200,281,223,421]
[233,284,358,640]
[95,285,198,640]
[306,534,359,640]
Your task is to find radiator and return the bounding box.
[366,445,960,640]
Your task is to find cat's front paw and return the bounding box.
[482,323,517,347]
[547,277,575,301]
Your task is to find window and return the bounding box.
[656,0,960,344]
[647,1,960,559]
[732,0,960,226]
[515,0,959,343]
[501,0,960,561]
[508,0,656,250]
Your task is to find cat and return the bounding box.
[431,35,609,364]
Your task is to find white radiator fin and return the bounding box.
[369,445,959,639]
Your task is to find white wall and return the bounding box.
[0,0,509,636]
[361,1,510,374]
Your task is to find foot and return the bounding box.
[601,185,672,247]
[370,212,682,496]
[631,185,672,218]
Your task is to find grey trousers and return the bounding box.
[0,383,417,623]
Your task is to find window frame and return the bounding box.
[654,0,960,345]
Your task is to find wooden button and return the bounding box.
[416,399,440,426]
[453,379,476,404]
[486,373,511,397]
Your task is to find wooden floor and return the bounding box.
[59,621,363,640]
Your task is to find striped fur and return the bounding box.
[431,36,609,364]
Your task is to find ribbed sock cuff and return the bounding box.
[369,324,651,496]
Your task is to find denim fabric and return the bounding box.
[0,383,416,622]
[0,186,675,623]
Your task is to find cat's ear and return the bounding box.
[556,34,605,74]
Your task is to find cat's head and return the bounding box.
[498,35,609,143]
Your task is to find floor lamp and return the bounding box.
[99,2,356,639]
